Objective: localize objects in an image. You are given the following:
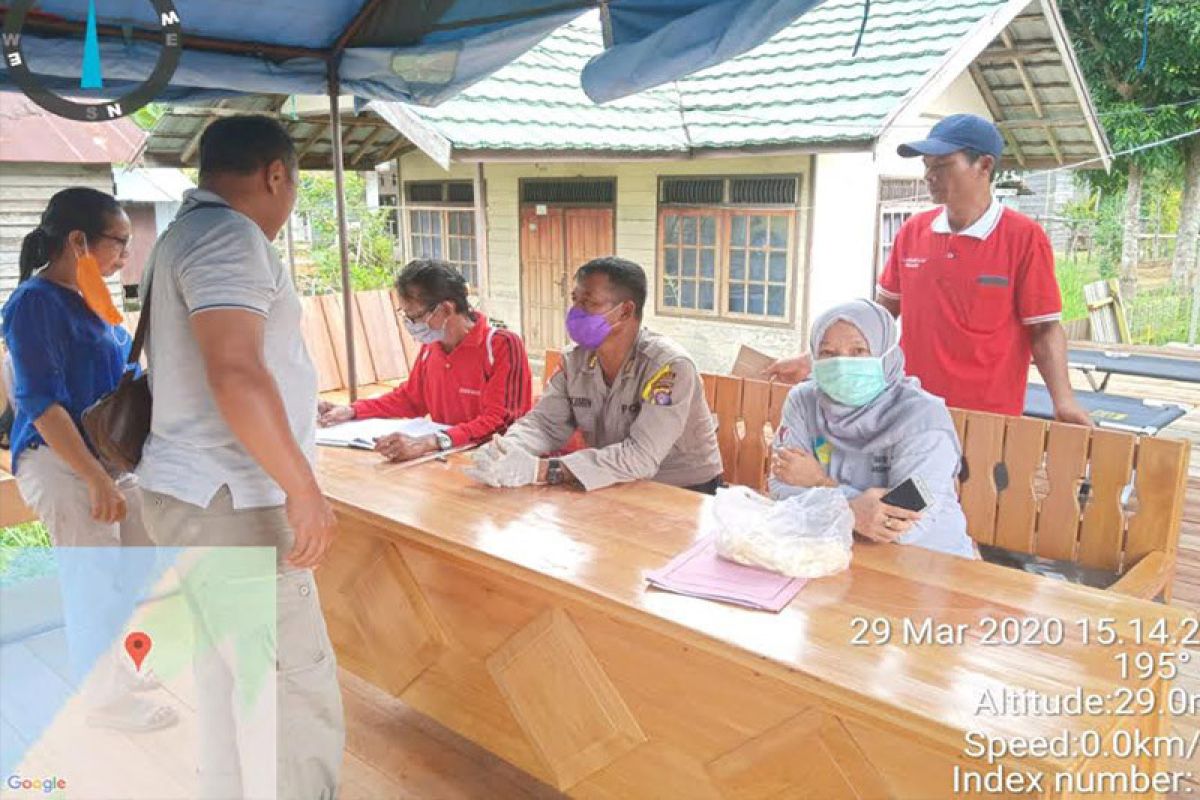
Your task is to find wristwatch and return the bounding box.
[546,458,565,485]
[434,431,453,451]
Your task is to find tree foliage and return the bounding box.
[1060,0,1200,189]
[130,102,166,131]
[293,171,398,295]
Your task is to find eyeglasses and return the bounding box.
[94,233,131,255]
[396,303,438,325]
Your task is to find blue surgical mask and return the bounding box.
[813,353,890,407]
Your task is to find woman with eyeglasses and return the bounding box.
[317,259,533,462]
[1,186,177,731]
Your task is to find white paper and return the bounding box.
[315,417,450,449]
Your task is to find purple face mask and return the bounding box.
[565,305,616,349]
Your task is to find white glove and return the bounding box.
[464,444,502,486]
[464,437,539,488]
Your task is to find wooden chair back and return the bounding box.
[543,348,1188,581]
[701,373,790,492]
[543,349,564,389]
[948,408,1188,573]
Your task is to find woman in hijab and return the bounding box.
[768,299,977,559]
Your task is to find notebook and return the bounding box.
[315,417,449,450]
[645,537,806,612]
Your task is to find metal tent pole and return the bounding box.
[328,58,358,401]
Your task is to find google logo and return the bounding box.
[4,774,66,793]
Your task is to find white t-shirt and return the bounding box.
[136,189,317,510]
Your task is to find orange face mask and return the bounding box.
[76,244,124,325]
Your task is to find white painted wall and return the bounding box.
[397,151,816,371]
[153,201,180,235]
[364,170,381,210]
[806,152,880,318]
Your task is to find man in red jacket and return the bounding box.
[318,260,532,461]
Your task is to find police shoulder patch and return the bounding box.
[641,363,676,406]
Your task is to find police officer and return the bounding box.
[465,256,723,493]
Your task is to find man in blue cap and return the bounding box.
[768,114,1089,425]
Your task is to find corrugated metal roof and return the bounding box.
[141,95,416,171]
[395,0,1108,169]
[971,4,1111,169]
[0,94,145,164]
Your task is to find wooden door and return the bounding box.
[564,207,614,268]
[520,206,566,354]
[520,205,614,354]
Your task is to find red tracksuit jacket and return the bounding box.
[350,315,532,447]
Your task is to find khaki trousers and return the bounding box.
[16,447,154,706]
[141,486,344,800]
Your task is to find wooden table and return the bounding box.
[315,447,1195,799]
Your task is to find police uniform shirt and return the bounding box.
[503,328,723,491]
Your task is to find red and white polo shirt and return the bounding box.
[877,200,1061,416]
[351,315,533,446]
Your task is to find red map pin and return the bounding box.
[124,632,152,671]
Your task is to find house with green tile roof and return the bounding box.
[371,0,1109,370]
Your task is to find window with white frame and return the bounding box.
[657,176,801,323]
[405,181,478,286]
[876,177,935,273]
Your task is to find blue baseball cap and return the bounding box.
[898,113,1004,160]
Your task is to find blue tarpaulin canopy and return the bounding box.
[0,0,829,396]
[0,0,828,105]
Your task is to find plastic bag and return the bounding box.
[711,485,853,579]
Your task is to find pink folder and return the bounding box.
[645,537,806,612]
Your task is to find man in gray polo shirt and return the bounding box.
[138,115,342,799]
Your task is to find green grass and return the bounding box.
[1054,253,1194,346]
[1126,287,1193,346]
[1055,253,1101,323]
[0,521,50,547]
[0,521,54,586]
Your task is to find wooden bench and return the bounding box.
[543,350,1189,601]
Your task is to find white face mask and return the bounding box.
[403,304,446,345]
